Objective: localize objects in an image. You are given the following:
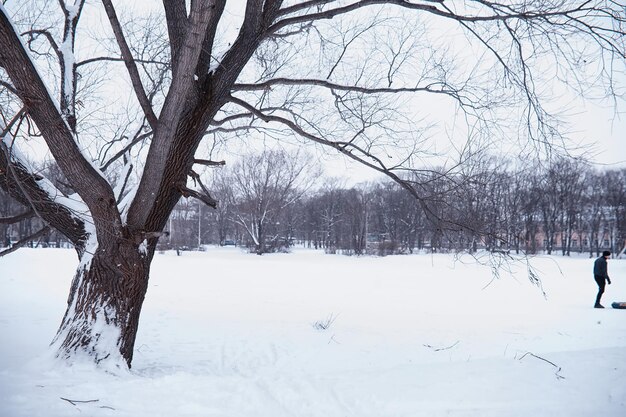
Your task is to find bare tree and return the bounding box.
[0,1,624,367]
[225,149,317,254]
[601,169,626,255]
[302,178,348,251]
[208,168,237,246]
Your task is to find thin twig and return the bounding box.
[60,397,100,406]
[423,340,460,351]
[518,351,565,379]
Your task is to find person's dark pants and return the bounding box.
[595,275,606,306]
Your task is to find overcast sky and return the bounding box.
[4,0,625,180]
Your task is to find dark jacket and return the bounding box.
[594,256,609,279]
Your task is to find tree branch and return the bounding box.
[162,0,189,75]
[0,107,27,138]
[76,56,169,68]
[0,139,87,248]
[193,158,225,167]
[233,77,472,106]
[195,0,227,80]
[21,29,62,63]
[270,0,594,35]
[178,179,218,209]
[100,130,152,172]
[518,351,565,380]
[0,226,50,257]
[0,210,35,224]
[227,94,448,226]
[0,80,18,96]
[0,7,119,235]
[127,0,216,229]
[101,0,158,130]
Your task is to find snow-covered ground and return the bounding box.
[0,247,624,417]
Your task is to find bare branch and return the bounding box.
[518,351,565,380]
[115,159,133,205]
[0,226,50,257]
[0,210,35,224]
[76,56,169,68]
[100,128,152,172]
[60,397,100,406]
[21,29,62,62]
[193,158,225,167]
[0,80,18,96]
[0,7,119,232]
[210,112,255,126]
[101,0,158,129]
[233,77,472,107]
[178,181,218,209]
[278,0,334,17]
[270,0,597,35]
[423,340,460,351]
[162,0,189,74]
[227,94,449,226]
[0,107,27,138]
[127,0,217,228]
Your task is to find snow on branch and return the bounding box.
[1,118,88,248]
[0,5,117,219]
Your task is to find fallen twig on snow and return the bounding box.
[60,397,116,411]
[423,340,460,351]
[313,313,338,331]
[60,397,100,406]
[517,351,565,380]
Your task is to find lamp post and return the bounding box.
[198,200,202,250]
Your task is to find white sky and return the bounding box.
[567,99,626,168]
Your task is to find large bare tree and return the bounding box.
[0,0,624,368]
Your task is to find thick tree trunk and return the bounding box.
[52,238,153,368]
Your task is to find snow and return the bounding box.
[58,31,75,110]
[1,122,95,256]
[139,239,148,255]
[0,248,624,417]
[0,120,38,174]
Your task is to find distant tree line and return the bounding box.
[2,153,624,257]
[158,154,625,257]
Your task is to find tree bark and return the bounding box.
[52,237,154,368]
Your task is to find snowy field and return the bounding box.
[0,247,624,417]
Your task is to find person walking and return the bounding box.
[593,250,612,308]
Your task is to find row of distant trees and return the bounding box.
[159,151,625,257]
[1,151,624,257]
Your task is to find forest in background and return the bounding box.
[2,152,624,258]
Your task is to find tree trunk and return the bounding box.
[52,238,153,368]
